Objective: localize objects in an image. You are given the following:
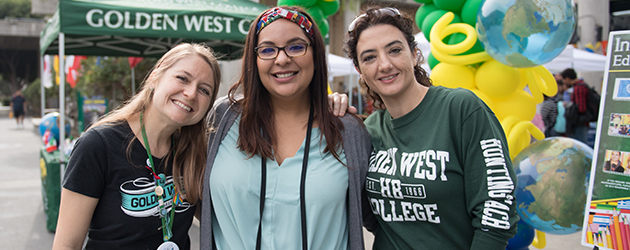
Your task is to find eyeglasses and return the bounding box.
[255,43,310,60]
[347,7,401,32]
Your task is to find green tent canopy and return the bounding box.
[39,0,269,177]
[40,0,270,59]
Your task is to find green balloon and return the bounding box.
[433,0,466,13]
[447,35,485,67]
[277,0,298,7]
[415,4,438,30]
[305,6,325,23]
[421,10,461,41]
[460,0,483,27]
[428,52,440,70]
[318,19,329,37]
[317,0,340,17]
[413,0,434,4]
[294,0,318,8]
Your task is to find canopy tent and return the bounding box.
[40,0,269,58]
[39,0,269,177]
[543,45,608,73]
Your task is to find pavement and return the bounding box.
[0,115,588,249]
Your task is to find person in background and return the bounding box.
[200,6,372,250]
[344,6,517,250]
[561,68,590,144]
[52,43,221,250]
[10,89,27,129]
[540,80,566,137]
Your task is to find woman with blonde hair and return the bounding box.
[53,43,221,250]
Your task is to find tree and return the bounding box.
[0,0,43,19]
[76,56,157,111]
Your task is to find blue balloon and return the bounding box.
[506,219,535,250]
[476,0,575,67]
[39,112,72,143]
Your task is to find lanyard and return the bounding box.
[140,112,177,243]
[256,105,313,250]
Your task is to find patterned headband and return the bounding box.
[256,7,314,38]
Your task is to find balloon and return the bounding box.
[317,19,329,38]
[460,0,483,27]
[428,53,440,70]
[277,0,298,7]
[506,120,544,159]
[430,62,475,89]
[415,4,439,30]
[421,10,461,41]
[433,0,466,13]
[293,0,318,8]
[492,90,536,122]
[413,0,434,3]
[429,12,491,65]
[476,0,575,67]
[469,88,495,111]
[475,59,520,99]
[317,0,339,17]
[506,220,536,250]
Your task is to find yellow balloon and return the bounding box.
[430,63,475,89]
[506,120,545,159]
[492,90,536,122]
[475,59,521,99]
[532,66,558,96]
[429,12,491,65]
[469,88,495,111]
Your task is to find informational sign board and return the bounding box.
[582,30,630,249]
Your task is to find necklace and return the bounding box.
[140,112,179,250]
[255,105,313,250]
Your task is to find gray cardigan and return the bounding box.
[200,96,373,250]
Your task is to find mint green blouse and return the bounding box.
[210,116,349,250]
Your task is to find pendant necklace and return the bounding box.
[140,112,179,250]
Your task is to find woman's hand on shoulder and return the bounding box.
[328,92,357,117]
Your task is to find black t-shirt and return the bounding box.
[11,95,25,110]
[63,122,195,250]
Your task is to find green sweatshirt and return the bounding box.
[364,86,518,250]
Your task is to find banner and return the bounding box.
[42,55,53,88]
[582,30,630,249]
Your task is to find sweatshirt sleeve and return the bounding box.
[461,96,519,250]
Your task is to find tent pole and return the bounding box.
[131,67,135,95]
[40,56,45,118]
[59,32,66,182]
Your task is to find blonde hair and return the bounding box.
[89,43,221,204]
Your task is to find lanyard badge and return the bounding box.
[140,112,179,250]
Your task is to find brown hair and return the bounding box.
[343,6,432,110]
[228,6,344,162]
[89,43,221,204]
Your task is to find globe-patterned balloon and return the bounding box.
[513,137,592,235]
[476,0,575,67]
[39,112,72,143]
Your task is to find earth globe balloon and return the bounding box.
[39,112,72,143]
[476,0,575,67]
[513,137,592,235]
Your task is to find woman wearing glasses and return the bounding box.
[343,6,518,249]
[199,6,372,250]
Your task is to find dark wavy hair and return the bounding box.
[228,6,344,162]
[343,6,432,110]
